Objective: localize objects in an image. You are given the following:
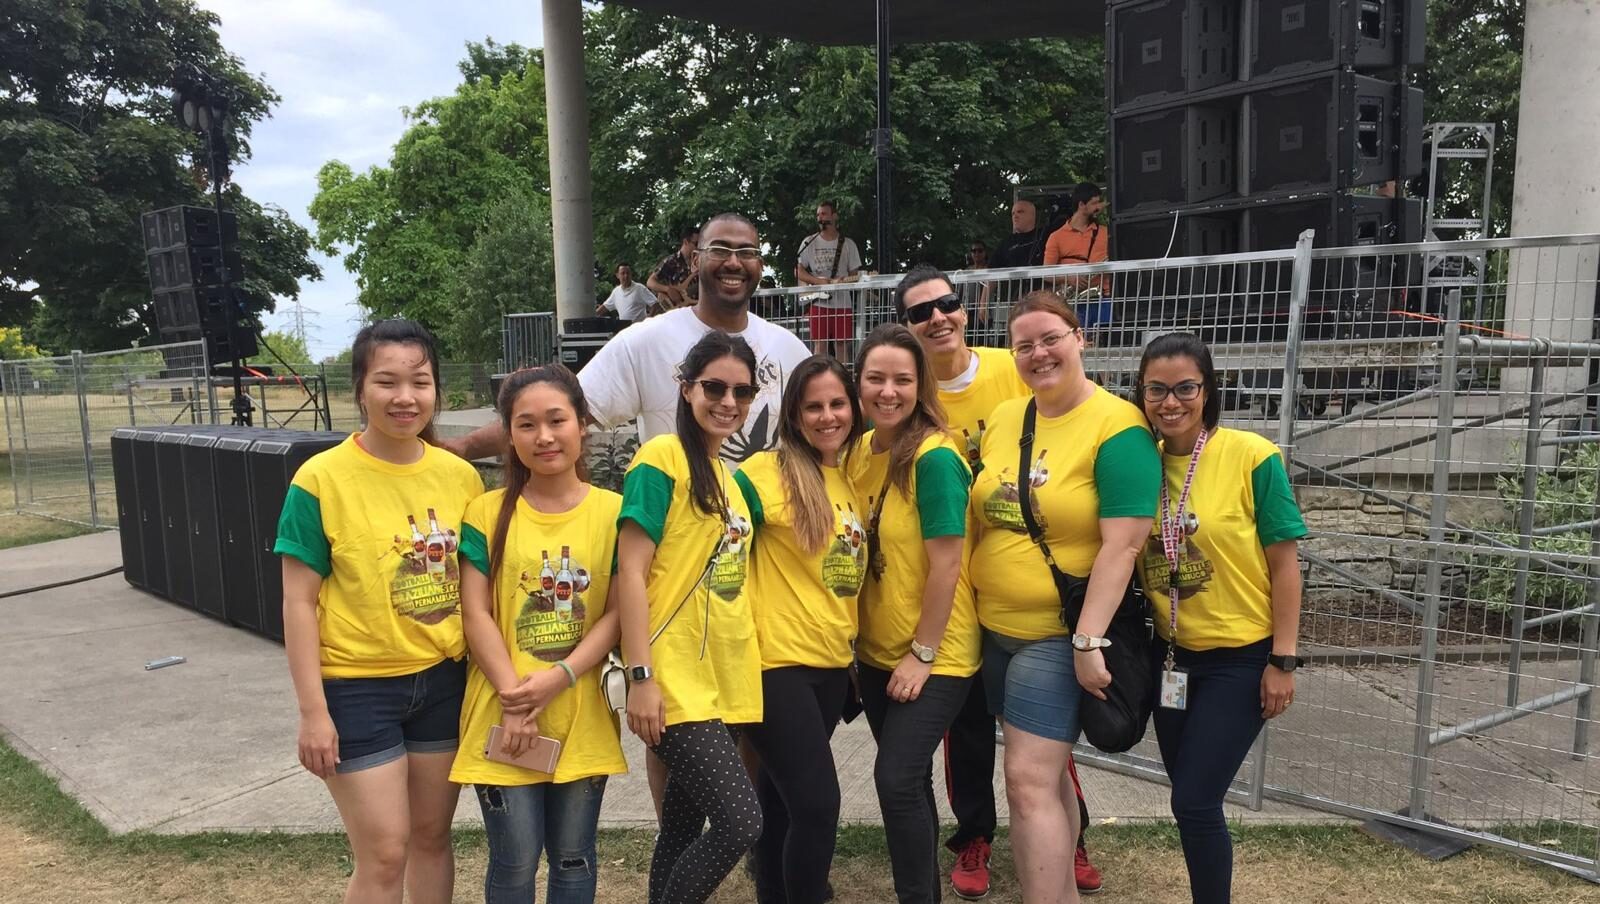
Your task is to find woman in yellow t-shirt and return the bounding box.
[849,323,976,904]
[969,292,1160,904]
[615,330,763,904]
[449,365,627,903]
[276,319,484,903]
[732,355,866,904]
[1135,332,1306,904]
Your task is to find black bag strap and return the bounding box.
[1017,398,1066,582]
[828,236,846,279]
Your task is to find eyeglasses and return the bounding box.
[903,293,964,325]
[699,244,763,263]
[687,379,758,403]
[1010,330,1076,358]
[1141,380,1204,402]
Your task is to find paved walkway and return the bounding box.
[1,531,1329,834]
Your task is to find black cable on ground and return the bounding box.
[0,565,125,600]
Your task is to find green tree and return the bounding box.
[253,329,310,366]
[1,0,321,352]
[446,188,555,362]
[0,325,45,360]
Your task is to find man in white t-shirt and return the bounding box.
[596,263,656,322]
[441,212,811,466]
[795,200,862,360]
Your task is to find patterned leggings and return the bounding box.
[648,720,764,904]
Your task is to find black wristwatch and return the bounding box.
[1267,653,1302,673]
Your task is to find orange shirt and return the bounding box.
[1043,220,1108,266]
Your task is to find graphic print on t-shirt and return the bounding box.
[721,356,786,463]
[513,545,593,661]
[709,508,753,600]
[960,419,989,467]
[1139,512,1214,596]
[823,503,867,597]
[980,454,1051,532]
[389,507,462,624]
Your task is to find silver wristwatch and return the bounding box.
[1071,633,1113,652]
[909,638,937,664]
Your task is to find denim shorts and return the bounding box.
[980,630,1082,743]
[323,657,466,773]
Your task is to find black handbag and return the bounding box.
[1017,398,1156,753]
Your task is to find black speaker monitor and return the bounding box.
[248,432,345,642]
[1248,73,1420,194]
[109,428,145,589]
[214,433,264,632]
[1111,0,1237,110]
[183,432,227,620]
[1113,101,1236,214]
[1250,0,1425,83]
[156,430,196,609]
[130,428,168,598]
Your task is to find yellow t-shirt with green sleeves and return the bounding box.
[971,389,1161,640]
[618,435,762,726]
[848,431,980,677]
[732,450,865,671]
[448,487,628,786]
[1139,428,1308,652]
[274,435,484,678]
[940,346,1031,474]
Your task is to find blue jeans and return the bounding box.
[476,777,608,904]
[1151,638,1270,904]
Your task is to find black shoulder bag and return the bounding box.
[1017,398,1156,753]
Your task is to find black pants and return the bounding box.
[859,664,972,904]
[744,666,850,904]
[941,670,997,851]
[649,720,764,904]
[1152,639,1270,904]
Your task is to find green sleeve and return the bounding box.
[618,463,674,545]
[914,447,971,539]
[459,521,490,576]
[733,469,764,529]
[273,484,332,578]
[1094,426,1161,518]
[1252,453,1308,547]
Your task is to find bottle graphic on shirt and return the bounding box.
[963,428,980,465]
[1029,450,1050,488]
[554,545,575,620]
[425,508,447,582]
[407,515,427,557]
[538,550,556,597]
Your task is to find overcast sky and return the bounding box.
[195,0,546,358]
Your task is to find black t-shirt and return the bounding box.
[990,229,1048,270]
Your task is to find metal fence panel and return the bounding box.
[503,311,558,370]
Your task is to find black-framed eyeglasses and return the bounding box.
[698,244,763,263]
[687,378,758,403]
[1010,330,1076,359]
[1141,380,1204,402]
[903,293,963,325]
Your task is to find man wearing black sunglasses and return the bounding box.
[440,213,810,467]
[894,264,1106,900]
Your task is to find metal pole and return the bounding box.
[1575,452,1600,756]
[542,0,597,332]
[873,0,894,271]
[125,365,136,426]
[16,362,32,504]
[71,351,100,527]
[2,363,19,513]
[201,339,217,424]
[1408,287,1463,818]
[1507,360,1545,705]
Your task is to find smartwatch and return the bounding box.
[1267,653,1302,672]
[909,639,937,664]
[1071,634,1113,652]
[626,665,654,682]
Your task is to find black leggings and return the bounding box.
[648,720,764,904]
[744,666,849,904]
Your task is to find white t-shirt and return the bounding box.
[601,283,656,321]
[797,234,862,310]
[578,307,812,465]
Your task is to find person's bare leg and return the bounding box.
[1004,723,1079,904]
[402,751,460,904]
[326,758,411,904]
[648,748,668,825]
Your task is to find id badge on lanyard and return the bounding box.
[1158,430,1209,710]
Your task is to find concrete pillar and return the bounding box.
[542,0,595,329]
[1505,0,1600,398]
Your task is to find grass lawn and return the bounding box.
[1,738,1594,903]
[0,512,100,549]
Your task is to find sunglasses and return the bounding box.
[903,292,964,325]
[687,379,758,403]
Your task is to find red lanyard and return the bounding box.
[1158,429,1209,647]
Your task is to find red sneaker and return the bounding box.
[1075,841,1104,895]
[950,837,992,900]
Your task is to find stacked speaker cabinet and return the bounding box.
[248,432,345,642]
[109,428,146,589]
[184,431,228,621]
[130,428,169,598]
[141,205,257,362]
[1107,0,1425,259]
[214,431,266,633]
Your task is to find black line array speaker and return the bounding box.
[107,425,343,643]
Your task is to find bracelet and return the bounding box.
[555,660,577,688]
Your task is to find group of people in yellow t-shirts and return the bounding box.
[276,262,1307,904]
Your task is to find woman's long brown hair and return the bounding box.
[853,323,951,497]
[776,355,864,554]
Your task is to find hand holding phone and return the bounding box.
[485,724,563,774]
